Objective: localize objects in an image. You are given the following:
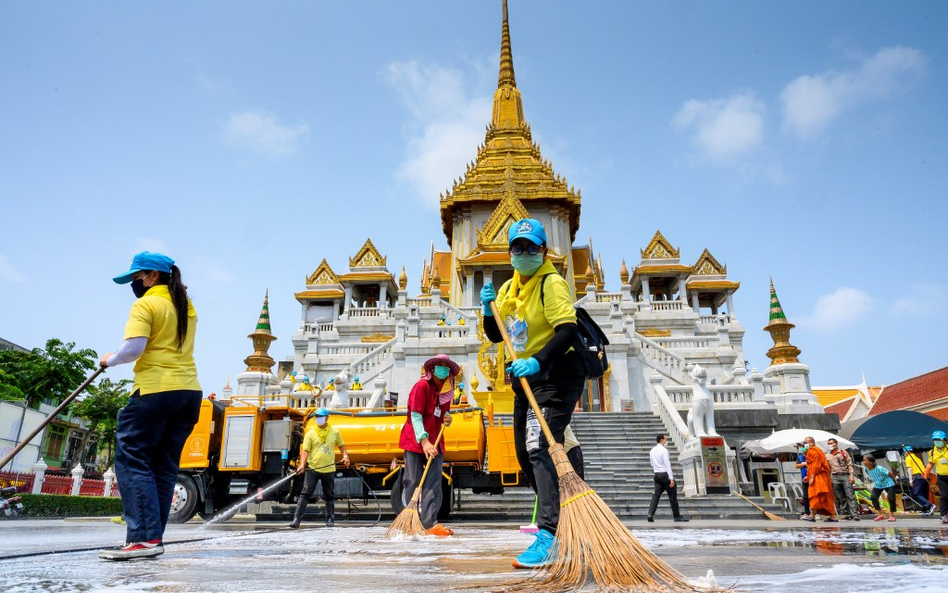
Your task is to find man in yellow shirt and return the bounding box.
[290,408,349,528]
[903,445,935,514]
[923,430,948,524]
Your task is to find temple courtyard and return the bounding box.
[1,517,946,592]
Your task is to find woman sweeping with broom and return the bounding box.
[480,218,585,569]
[393,354,459,537]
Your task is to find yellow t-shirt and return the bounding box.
[124,284,201,395]
[931,446,948,476]
[302,425,345,473]
[496,260,576,360]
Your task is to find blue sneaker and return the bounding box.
[512,528,557,569]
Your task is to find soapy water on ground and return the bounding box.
[1,522,947,592]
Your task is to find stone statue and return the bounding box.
[329,370,350,408]
[687,365,718,438]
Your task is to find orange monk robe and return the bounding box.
[805,447,837,516]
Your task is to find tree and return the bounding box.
[71,377,131,469]
[0,369,25,401]
[0,338,97,408]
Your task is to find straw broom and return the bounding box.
[733,491,787,521]
[386,425,446,538]
[488,301,712,593]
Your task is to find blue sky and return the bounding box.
[2,1,945,393]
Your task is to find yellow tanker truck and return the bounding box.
[168,393,524,523]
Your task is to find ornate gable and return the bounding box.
[640,230,680,260]
[306,259,340,285]
[692,249,727,276]
[476,192,531,251]
[349,238,387,268]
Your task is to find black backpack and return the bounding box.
[540,276,610,379]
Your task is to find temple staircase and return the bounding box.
[453,411,788,521]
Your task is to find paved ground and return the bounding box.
[1,516,947,592]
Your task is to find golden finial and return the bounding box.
[620,259,630,285]
[398,266,408,290]
[470,373,480,392]
[432,265,442,289]
[764,278,801,365]
[498,0,516,88]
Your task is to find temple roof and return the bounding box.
[438,0,581,246]
[869,366,948,416]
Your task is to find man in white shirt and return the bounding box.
[647,434,689,522]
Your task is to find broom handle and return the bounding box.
[409,423,447,502]
[488,301,558,447]
[0,367,106,471]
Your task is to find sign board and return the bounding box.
[701,436,730,494]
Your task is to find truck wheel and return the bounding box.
[390,474,407,515]
[168,475,199,523]
[437,478,453,521]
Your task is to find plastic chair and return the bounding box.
[767,482,792,511]
[788,483,804,512]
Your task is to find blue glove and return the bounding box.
[480,282,496,316]
[510,357,540,378]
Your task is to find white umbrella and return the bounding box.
[757,429,856,453]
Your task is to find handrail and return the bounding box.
[635,332,686,384]
[651,382,691,456]
[437,297,477,325]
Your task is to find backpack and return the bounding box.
[540,276,610,379]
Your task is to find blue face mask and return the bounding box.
[935,440,945,448]
[433,365,451,380]
[511,253,544,276]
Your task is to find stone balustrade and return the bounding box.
[406,297,433,307]
[347,307,394,318]
[636,333,686,383]
[664,385,766,410]
[594,292,623,303]
[322,345,376,356]
[653,336,716,350]
[651,301,684,311]
[419,326,472,339]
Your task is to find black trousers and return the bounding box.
[294,469,335,520]
[512,351,584,535]
[648,472,682,518]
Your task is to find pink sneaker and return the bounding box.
[873,515,885,522]
[888,517,896,522]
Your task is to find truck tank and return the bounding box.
[302,407,487,467]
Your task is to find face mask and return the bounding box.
[797,447,805,453]
[315,416,327,427]
[936,440,945,448]
[511,253,544,276]
[131,277,150,298]
[803,443,811,451]
[433,365,451,380]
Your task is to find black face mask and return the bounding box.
[131,277,150,298]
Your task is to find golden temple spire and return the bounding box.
[764,278,801,365]
[244,290,277,373]
[498,0,516,89]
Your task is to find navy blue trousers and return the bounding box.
[114,389,202,543]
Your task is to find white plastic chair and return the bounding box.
[767,482,792,511]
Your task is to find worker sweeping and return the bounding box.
[396,354,459,537]
[98,252,202,560]
[481,218,585,569]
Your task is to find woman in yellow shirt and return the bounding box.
[98,252,202,560]
[481,218,584,569]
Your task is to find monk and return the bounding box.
[801,436,838,522]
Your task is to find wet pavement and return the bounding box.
[1,517,947,592]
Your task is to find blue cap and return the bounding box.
[315,407,329,417]
[933,431,946,440]
[904,445,912,451]
[508,218,547,246]
[113,251,174,284]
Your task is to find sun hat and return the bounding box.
[508,218,547,246]
[422,354,460,377]
[113,251,175,284]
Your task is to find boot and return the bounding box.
[289,497,307,529]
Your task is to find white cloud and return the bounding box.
[0,254,26,283]
[797,288,872,331]
[890,283,944,318]
[223,110,309,157]
[671,93,766,160]
[780,46,927,139]
[386,60,491,208]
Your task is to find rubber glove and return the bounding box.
[480,282,496,316]
[510,357,540,378]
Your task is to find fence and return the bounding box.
[0,470,119,497]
